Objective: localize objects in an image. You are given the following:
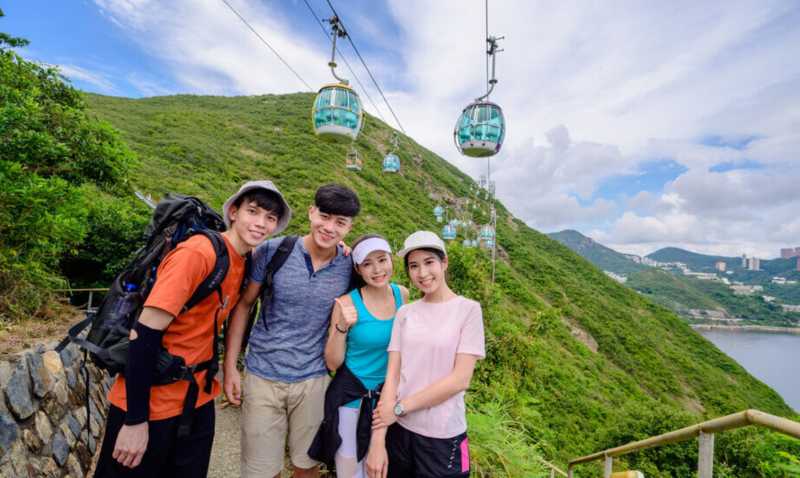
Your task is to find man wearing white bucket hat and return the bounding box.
[97,180,289,478]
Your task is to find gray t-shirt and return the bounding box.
[244,236,352,382]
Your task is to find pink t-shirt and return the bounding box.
[387,296,485,439]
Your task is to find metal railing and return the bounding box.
[53,288,109,314]
[561,409,800,478]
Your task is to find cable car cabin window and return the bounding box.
[335,89,349,108]
[348,91,360,113]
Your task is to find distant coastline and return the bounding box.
[690,324,800,333]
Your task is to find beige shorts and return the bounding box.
[240,373,331,478]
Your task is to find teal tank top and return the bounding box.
[343,283,402,408]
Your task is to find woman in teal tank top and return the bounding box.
[324,234,409,478]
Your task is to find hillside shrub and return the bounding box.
[0,11,136,324]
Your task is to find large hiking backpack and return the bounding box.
[57,194,249,436]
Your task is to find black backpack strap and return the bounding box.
[263,235,300,301]
[180,229,231,313]
[240,235,299,352]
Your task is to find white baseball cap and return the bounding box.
[222,180,292,235]
[396,231,447,259]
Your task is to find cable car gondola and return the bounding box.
[480,225,495,240]
[454,36,505,158]
[442,225,457,240]
[434,205,444,223]
[383,132,401,173]
[312,16,365,145]
[454,101,505,158]
[346,146,362,171]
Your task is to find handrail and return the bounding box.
[53,288,110,292]
[537,457,568,477]
[568,409,800,477]
[52,288,109,314]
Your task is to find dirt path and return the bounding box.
[208,397,297,478]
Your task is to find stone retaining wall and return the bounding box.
[0,341,111,477]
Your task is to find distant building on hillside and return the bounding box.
[742,254,747,268]
[782,304,800,313]
[781,248,797,259]
[626,254,642,264]
[685,271,718,280]
[796,258,800,271]
[603,271,627,284]
[748,257,761,271]
[732,284,764,295]
[715,261,726,271]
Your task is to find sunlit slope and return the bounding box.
[84,92,793,459]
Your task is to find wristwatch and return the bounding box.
[393,400,406,417]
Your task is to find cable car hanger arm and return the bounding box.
[475,36,503,102]
[324,15,349,85]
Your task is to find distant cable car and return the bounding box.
[471,239,478,247]
[312,16,365,145]
[436,215,443,223]
[485,239,494,248]
[454,36,504,158]
[462,239,471,248]
[346,146,362,171]
[382,155,400,173]
[434,205,444,217]
[450,219,460,227]
[383,132,400,173]
[442,225,457,240]
[480,225,495,240]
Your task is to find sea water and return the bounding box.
[698,329,800,413]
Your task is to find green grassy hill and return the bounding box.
[627,268,723,312]
[79,92,796,476]
[547,229,646,275]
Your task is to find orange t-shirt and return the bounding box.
[108,233,247,420]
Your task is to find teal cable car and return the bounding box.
[312,16,364,145]
[480,225,495,240]
[485,239,494,248]
[454,36,505,158]
[383,132,400,173]
[463,239,471,248]
[442,225,457,240]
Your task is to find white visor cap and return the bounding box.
[352,238,392,265]
[396,231,446,259]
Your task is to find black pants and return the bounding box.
[95,401,215,478]
[386,424,470,478]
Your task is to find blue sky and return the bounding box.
[5,1,800,258]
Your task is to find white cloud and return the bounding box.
[70,0,800,256]
[55,64,119,94]
[90,0,331,95]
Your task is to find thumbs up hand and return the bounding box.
[334,297,359,331]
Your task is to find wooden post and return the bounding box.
[604,455,612,478]
[550,468,555,478]
[698,431,714,478]
[568,467,573,478]
[88,291,94,313]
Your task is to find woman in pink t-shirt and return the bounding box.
[367,231,485,478]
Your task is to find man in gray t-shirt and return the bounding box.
[223,184,361,478]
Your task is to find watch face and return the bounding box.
[394,404,403,416]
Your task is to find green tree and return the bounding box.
[0,9,137,324]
